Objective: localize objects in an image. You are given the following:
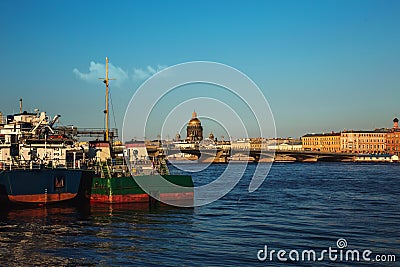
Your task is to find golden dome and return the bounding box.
[186,110,203,141]
[188,117,201,126]
[188,111,201,126]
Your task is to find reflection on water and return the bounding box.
[0,203,195,266]
[0,163,399,266]
[0,206,86,266]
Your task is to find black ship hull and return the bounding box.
[0,168,93,207]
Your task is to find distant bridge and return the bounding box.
[249,149,358,162]
[146,145,358,162]
[147,146,229,163]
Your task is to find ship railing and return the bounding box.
[65,160,83,169]
[91,159,137,177]
[0,160,42,170]
[96,157,154,168]
[0,160,13,171]
[127,159,154,166]
[0,159,87,171]
[73,128,119,138]
[111,157,125,166]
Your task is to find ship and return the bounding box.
[88,57,194,205]
[0,101,93,206]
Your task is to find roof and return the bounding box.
[125,140,145,144]
[302,133,341,137]
[13,111,37,116]
[341,129,389,134]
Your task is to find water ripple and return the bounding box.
[0,163,399,266]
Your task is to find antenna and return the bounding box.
[99,57,116,142]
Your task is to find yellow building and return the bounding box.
[249,138,270,151]
[302,133,341,152]
[340,130,387,154]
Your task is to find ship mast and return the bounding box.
[100,57,115,142]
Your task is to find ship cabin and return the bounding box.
[0,110,84,170]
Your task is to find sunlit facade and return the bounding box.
[302,133,341,152]
[340,130,387,154]
[386,118,400,156]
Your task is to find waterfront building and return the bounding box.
[230,139,251,161]
[340,130,387,154]
[302,132,341,152]
[386,118,400,157]
[268,142,303,151]
[249,138,272,151]
[231,139,251,151]
[186,111,203,142]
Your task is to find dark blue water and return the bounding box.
[0,163,399,266]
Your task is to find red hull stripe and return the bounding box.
[9,193,77,203]
[90,193,149,204]
[90,192,194,204]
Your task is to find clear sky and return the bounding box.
[1,0,399,139]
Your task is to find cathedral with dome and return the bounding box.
[186,111,203,142]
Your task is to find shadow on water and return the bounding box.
[0,202,195,266]
[0,201,194,222]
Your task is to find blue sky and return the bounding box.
[1,0,399,139]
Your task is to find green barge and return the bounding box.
[88,57,194,206]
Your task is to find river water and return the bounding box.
[0,163,399,266]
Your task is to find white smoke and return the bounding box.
[73,61,166,87]
[132,65,167,81]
